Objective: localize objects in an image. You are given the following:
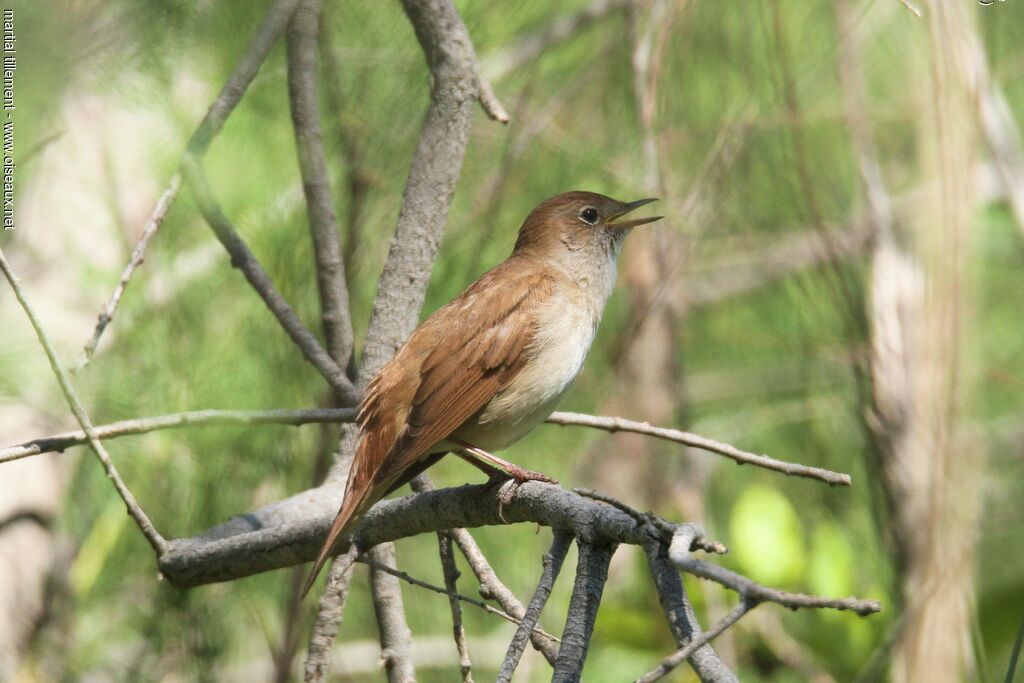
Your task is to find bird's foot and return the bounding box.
[452,440,558,523]
[495,466,560,523]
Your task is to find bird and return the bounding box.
[302,191,662,597]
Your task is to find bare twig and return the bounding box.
[896,0,922,18]
[76,173,182,369]
[286,0,355,370]
[481,0,631,81]
[0,247,166,555]
[1,407,832,491]
[367,543,417,683]
[359,555,560,642]
[450,527,560,665]
[0,407,356,464]
[668,527,880,616]
[303,544,358,683]
[552,541,616,683]
[547,411,852,486]
[497,529,572,682]
[436,531,474,682]
[317,20,372,288]
[180,0,358,406]
[645,541,737,683]
[635,598,757,683]
[409,475,560,667]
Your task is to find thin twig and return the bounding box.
[481,0,631,81]
[497,529,572,682]
[552,541,616,683]
[2,407,830,492]
[436,531,475,682]
[409,475,476,681]
[180,0,358,406]
[367,543,417,682]
[669,526,880,616]
[548,411,852,486]
[0,407,356,464]
[0,247,167,555]
[317,18,371,294]
[635,598,757,683]
[451,527,561,666]
[896,0,922,18]
[76,173,182,369]
[358,555,559,642]
[303,544,359,683]
[286,0,355,370]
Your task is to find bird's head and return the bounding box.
[512,191,662,260]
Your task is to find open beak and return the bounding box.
[606,197,663,229]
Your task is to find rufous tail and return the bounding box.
[301,439,382,599]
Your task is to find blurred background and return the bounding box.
[1,0,1022,681]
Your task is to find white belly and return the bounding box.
[453,290,600,452]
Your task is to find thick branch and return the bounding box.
[303,544,358,682]
[358,0,501,380]
[645,541,737,683]
[159,482,656,586]
[552,541,616,683]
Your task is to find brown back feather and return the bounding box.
[301,261,556,597]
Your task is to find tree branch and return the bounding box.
[548,412,851,486]
[357,0,504,382]
[303,544,358,682]
[358,554,559,641]
[436,531,474,682]
[645,541,737,683]
[497,529,572,682]
[552,541,616,683]
[286,0,355,370]
[368,543,417,683]
[636,598,756,683]
[450,526,560,666]
[668,526,880,616]
[0,408,356,464]
[76,173,182,369]
[180,0,358,406]
[1,408,852,488]
[0,248,166,555]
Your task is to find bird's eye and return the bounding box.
[579,207,600,225]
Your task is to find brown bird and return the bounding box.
[302,191,661,597]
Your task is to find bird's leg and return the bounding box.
[452,439,558,522]
[451,439,559,485]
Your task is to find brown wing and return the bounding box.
[301,263,555,597]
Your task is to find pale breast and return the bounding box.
[453,284,602,452]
